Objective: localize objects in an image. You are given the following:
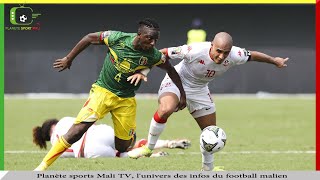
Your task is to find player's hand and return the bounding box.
[274,57,289,68]
[127,73,147,86]
[178,92,186,110]
[53,57,72,72]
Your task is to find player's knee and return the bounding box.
[115,137,132,152]
[115,142,130,153]
[158,104,175,118]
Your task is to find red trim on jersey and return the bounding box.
[83,98,91,108]
[161,48,169,59]
[153,111,167,123]
[316,0,320,171]
[109,55,115,63]
[99,31,104,41]
[65,149,73,152]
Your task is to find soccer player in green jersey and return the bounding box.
[34,18,186,171]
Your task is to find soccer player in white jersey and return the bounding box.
[127,32,289,171]
[33,117,191,158]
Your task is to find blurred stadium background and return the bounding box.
[4,4,315,170]
[4,4,315,94]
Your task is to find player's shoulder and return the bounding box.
[116,31,136,37]
[227,45,250,64]
[148,47,163,62]
[152,47,161,54]
[183,42,210,58]
[230,45,242,51]
[107,31,135,39]
[228,46,243,59]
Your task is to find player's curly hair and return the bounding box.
[138,18,160,30]
[32,119,58,149]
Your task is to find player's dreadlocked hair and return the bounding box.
[138,18,160,31]
[32,119,59,149]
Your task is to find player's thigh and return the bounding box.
[158,77,180,113]
[111,97,137,141]
[74,84,111,124]
[195,112,216,130]
[158,77,181,101]
[158,92,180,116]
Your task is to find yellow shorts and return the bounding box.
[74,84,136,140]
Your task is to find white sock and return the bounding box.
[147,119,166,150]
[200,145,214,171]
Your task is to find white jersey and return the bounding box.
[167,42,250,89]
[51,117,115,158]
[158,42,251,118]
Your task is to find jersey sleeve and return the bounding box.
[167,45,193,62]
[229,46,251,65]
[100,30,117,46]
[152,50,166,67]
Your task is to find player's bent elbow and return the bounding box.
[83,33,100,44]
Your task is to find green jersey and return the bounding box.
[95,31,164,97]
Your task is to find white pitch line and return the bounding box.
[5,150,315,154]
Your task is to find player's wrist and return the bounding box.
[65,56,74,62]
[140,68,150,77]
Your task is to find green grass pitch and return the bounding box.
[4,96,315,170]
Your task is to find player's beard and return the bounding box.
[142,44,153,51]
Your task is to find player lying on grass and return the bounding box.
[127,32,289,171]
[33,117,191,158]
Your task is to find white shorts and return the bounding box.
[158,76,216,118]
[83,124,116,158]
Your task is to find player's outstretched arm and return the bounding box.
[53,32,104,72]
[157,60,186,110]
[250,51,289,68]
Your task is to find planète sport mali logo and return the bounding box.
[6,4,41,31]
